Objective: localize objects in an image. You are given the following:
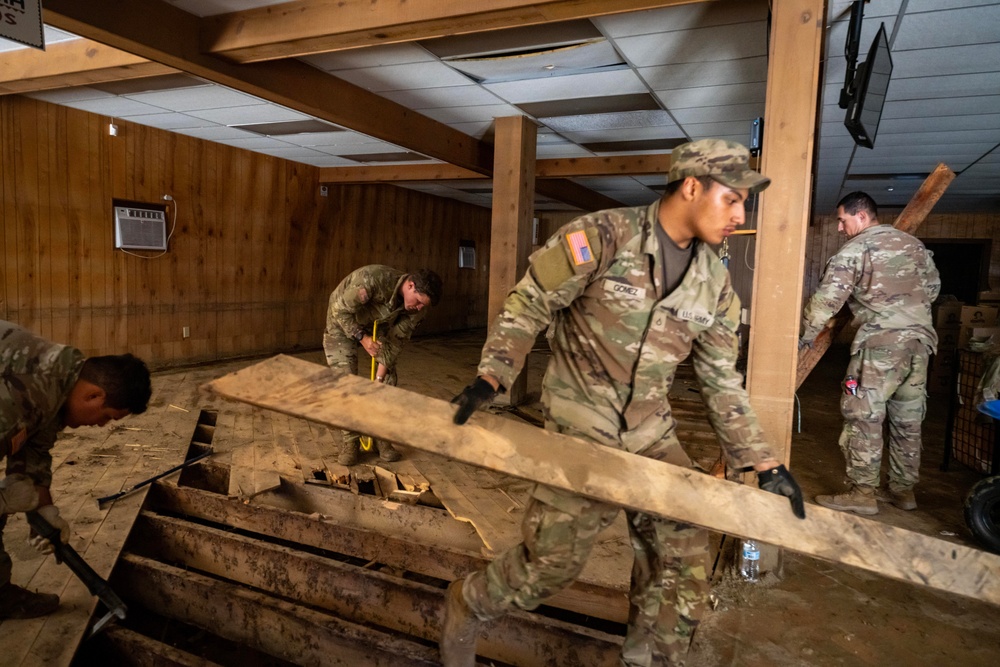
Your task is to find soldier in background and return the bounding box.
[441,139,805,667]
[803,191,940,515]
[323,265,442,465]
[1,320,151,619]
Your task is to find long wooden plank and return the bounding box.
[115,555,440,667]
[203,355,1000,606]
[794,162,957,388]
[101,626,224,667]
[203,0,702,63]
[133,512,623,666]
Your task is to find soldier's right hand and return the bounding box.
[0,474,40,514]
[451,377,499,425]
[28,505,71,554]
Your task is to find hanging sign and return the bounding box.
[1,0,45,51]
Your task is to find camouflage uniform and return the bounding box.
[0,320,85,586]
[463,201,777,666]
[801,225,940,492]
[323,265,427,447]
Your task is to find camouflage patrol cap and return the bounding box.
[668,139,771,194]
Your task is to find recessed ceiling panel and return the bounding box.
[517,93,660,118]
[127,85,263,112]
[119,112,210,131]
[340,151,431,163]
[562,125,686,145]
[303,43,437,72]
[421,104,523,124]
[581,138,687,153]
[541,110,676,133]
[639,57,768,91]
[230,119,343,136]
[175,126,259,141]
[421,20,601,59]
[442,40,625,84]
[536,144,595,159]
[595,0,768,38]
[657,82,766,110]
[671,102,764,125]
[380,85,505,110]
[612,22,768,68]
[185,104,309,125]
[334,62,473,92]
[485,69,645,104]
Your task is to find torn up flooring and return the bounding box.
[1,331,999,666]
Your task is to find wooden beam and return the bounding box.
[891,163,957,234]
[116,555,442,666]
[203,0,704,63]
[133,512,623,666]
[745,0,824,460]
[42,0,493,175]
[318,154,674,183]
[0,38,175,95]
[148,482,628,622]
[203,356,1000,607]
[101,626,224,667]
[489,116,537,404]
[795,163,956,389]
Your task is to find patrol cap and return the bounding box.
[667,139,771,194]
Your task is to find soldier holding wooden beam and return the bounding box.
[442,139,805,667]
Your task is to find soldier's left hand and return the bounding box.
[28,504,71,554]
[757,465,806,519]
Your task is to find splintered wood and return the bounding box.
[203,355,1000,607]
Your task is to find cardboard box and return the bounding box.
[959,325,1000,348]
[934,302,964,329]
[960,305,998,328]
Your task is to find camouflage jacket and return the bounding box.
[325,265,427,369]
[802,224,940,354]
[478,201,774,468]
[1,321,85,487]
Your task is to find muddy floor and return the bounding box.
[398,331,1000,667]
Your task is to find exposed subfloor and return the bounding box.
[4,329,1000,666]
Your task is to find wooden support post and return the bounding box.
[795,162,956,388]
[489,116,537,405]
[745,0,825,462]
[203,357,1000,607]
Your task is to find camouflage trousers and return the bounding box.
[839,341,929,491]
[323,330,397,447]
[462,421,710,667]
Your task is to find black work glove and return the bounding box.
[451,378,498,425]
[757,464,806,519]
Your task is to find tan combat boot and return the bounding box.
[337,441,360,466]
[376,440,401,462]
[815,485,878,515]
[876,487,917,510]
[0,583,59,619]
[440,579,480,667]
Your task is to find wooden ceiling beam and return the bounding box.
[204,0,705,63]
[319,154,674,183]
[0,38,175,95]
[42,0,494,175]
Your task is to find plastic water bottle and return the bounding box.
[740,539,760,582]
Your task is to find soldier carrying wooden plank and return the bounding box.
[442,139,806,667]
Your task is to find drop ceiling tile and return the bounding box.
[446,120,496,139]
[127,85,264,112]
[484,69,646,104]
[639,57,768,90]
[0,27,76,52]
[294,155,366,168]
[535,144,595,159]
[185,104,310,125]
[893,43,1000,79]
[612,22,768,68]
[561,125,686,144]
[27,87,114,103]
[657,82,766,110]
[421,104,522,124]
[303,43,437,72]
[541,110,677,133]
[888,73,1000,102]
[217,136,296,150]
[63,97,166,117]
[333,62,474,92]
[681,120,755,139]
[316,141,405,156]
[284,130,382,148]
[380,85,506,109]
[671,103,765,125]
[118,112,211,131]
[595,0,767,38]
[174,125,259,141]
[255,146,341,160]
[894,5,1000,51]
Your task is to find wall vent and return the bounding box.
[114,203,167,250]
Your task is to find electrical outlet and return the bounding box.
[741,308,750,325]
[182,326,190,339]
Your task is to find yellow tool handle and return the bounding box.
[361,321,379,452]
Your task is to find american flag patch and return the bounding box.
[566,230,594,266]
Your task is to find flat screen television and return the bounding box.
[845,23,893,149]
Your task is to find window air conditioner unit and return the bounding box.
[114,203,167,251]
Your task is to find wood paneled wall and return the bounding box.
[0,96,491,368]
[802,211,1000,302]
